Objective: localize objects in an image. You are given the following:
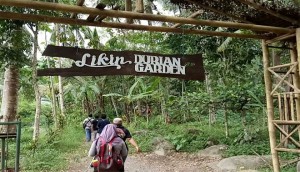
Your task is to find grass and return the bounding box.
[20,125,86,171]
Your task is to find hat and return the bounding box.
[113,118,122,125]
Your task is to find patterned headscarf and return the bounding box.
[100,124,118,143]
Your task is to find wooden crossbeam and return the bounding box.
[172,10,203,28]
[86,3,106,22]
[273,120,300,125]
[268,63,300,94]
[0,11,269,39]
[275,148,300,153]
[70,0,85,19]
[266,33,296,45]
[96,5,120,22]
[0,0,294,34]
[274,123,300,148]
[237,0,300,25]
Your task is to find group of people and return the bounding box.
[82,113,139,171]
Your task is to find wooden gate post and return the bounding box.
[262,40,280,172]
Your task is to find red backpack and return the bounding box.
[92,137,124,172]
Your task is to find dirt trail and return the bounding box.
[66,142,221,172]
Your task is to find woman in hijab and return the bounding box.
[89,124,127,171]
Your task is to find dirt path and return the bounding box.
[66,142,221,172]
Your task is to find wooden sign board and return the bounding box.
[37,45,205,81]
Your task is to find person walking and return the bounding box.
[91,114,100,141]
[113,118,140,152]
[89,124,127,172]
[82,114,93,142]
[96,113,110,138]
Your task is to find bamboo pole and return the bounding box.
[238,0,300,25]
[284,93,289,147]
[0,11,268,39]
[0,0,294,34]
[70,0,85,18]
[278,94,284,142]
[274,123,300,147]
[266,33,296,45]
[296,28,300,141]
[269,66,300,95]
[275,148,300,153]
[262,40,280,172]
[172,10,203,28]
[290,93,295,121]
[273,120,300,125]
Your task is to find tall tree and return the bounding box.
[0,19,31,133]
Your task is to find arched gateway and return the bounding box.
[0,0,299,171]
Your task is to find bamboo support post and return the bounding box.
[290,93,295,121]
[278,94,284,142]
[284,93,289,147]
[290,43,300,138]
[0,0,295,34]
[262,40,280,172]
[297,29,300,85]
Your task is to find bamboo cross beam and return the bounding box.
[172,10,203,28]
[70,0,85,19]
[237,0,300,25]
[86,3,106,22]
[0,11,268,39]
[266,33,296,45]
[0,0,294,34]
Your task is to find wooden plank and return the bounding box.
[0,11,268,39]
[0,0,294,34]
[38,45,206,81]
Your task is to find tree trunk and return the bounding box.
[206,73,216,125]
[0,65,19,134]
[85,92,91,115]
[224,103,229,138]
[111,96,119,116]
[135,0,144,13]
[47,58,58,128]
[125,0,133,24]
[32,24,42,141]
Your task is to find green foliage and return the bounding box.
[21,125,84,171]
